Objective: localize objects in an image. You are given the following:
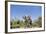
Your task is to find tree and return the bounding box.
[37,17,42,27]
[23,16,32,28]
[32,16,42,27]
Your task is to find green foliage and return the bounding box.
[10,16,42,29]
[23,16,32,28]
[32,17,42,28]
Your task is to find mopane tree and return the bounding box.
[32,16,42,27]
[23,16,32,28]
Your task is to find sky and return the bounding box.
[10,5,42,21]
